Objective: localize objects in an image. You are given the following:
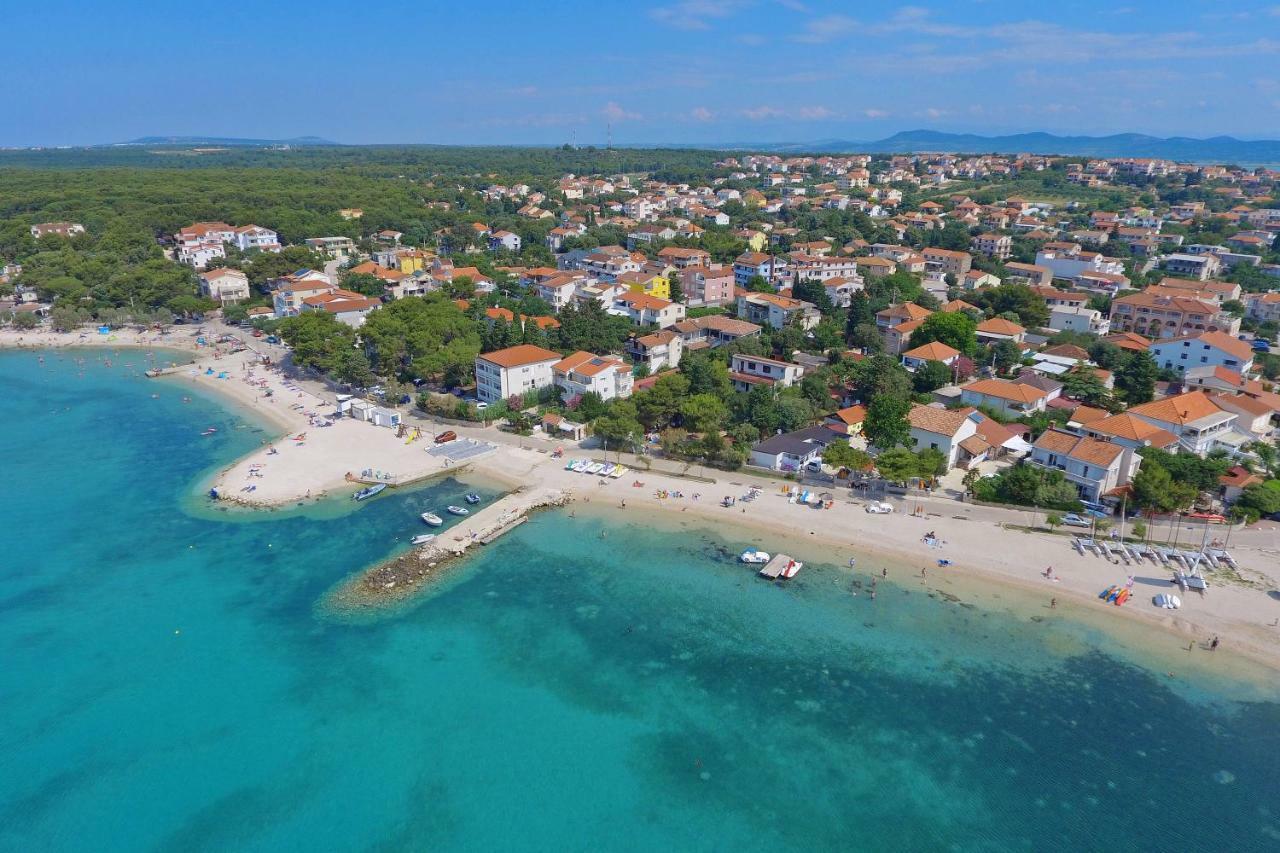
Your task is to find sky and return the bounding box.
[4,1,1280,147]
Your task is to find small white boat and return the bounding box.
[353,483,387,501]
[421,512,443,526]
[570,460,589,472]
[780,558,803,579]
[598,463,617,477]
[411,533,436,545]
[565,458,581,471]
[740,549,771,564]
[464,493,482,504]
[586,462,604,475]
[447,505,469,516]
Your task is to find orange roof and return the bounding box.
[1087,412,1178,447]
[1125,391,1226,426]
[478,344,562,369]
[617,292,674,311]
[907,404,974,437]
[962,379,1046,404]
[1104,331,1151,352]
[1069,405,1111,425]
[1033,428,1124,467]
[902,341,960,362]
[830,405,867,425]
[976,317,1025,336]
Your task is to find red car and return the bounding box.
[434,431,457,444]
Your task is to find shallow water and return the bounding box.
[2,349,1278,852]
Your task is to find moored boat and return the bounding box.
[411,533,436,545]
[740,549,770,564]
[353,483,388,501]
[421,512,443,526]
[464,493,482,504]
[446,505,469,516]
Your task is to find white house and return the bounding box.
[232,225,281,253]
[750,426,843,472]
[960,378,1049,418]
[1125,391,1241,456]
[474,344,562,404]
[1148,331,1254,375]
[552,351,634,402]
[488,230,522,252]
[1029,428,1139,503]
[729,353,804,393]
[906,404,979,471]
[627,330,684,373]
[610,293,686,328]
[900,341,960,372]
[1048,306,1110,335]
[198,268,251,305]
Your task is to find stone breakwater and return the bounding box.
[327,487,572,610]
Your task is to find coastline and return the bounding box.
[8,334,1279,681]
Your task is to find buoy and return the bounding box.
[174,629,181,636]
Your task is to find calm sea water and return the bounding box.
[2,349,1279,853]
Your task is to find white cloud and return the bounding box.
[791,13,858,43]
[863,108,890,119]
[602,101,642,122]
[690,106,714,121]
[919,107,950,119]
[797,105,835,119]
[650,0,745,30]
[742,105,786,120]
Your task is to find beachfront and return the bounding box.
[6,329,1280,673]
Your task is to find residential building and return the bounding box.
[732,252,787,287]
[855,256,897,278]
[974,317,1026,345]
[299,289,380,327]
[552,351,634,403]
[232,225,281,253]
[1048,306,1110,335]
[729,353,804,392]
[960,378,1049,417]
[1125,391,1242,456]
[616,269,670,300]
[921,247,973,277]
[1243,292,1280,324]
[627,330,684,373]
[197,268,251,305]
[611,292,686,328]
[901,341,960,372]
[273,279,338,317]
[750,425,843,472]
[1149,332,1255,374]
[474,344,562,404]
[1004,262,1053,287]
[825,405,866,437]
[30,222,85,239]
[736,291,820,330]
[1029,428,1139,503]
[971,233,1012,259]
[906,404,978,470]
[1159,252,1221,281]
[305,236,357,258]
[679,265,735,307]
[672,315,761,350]
[1108,293,1240,339]
[488,230,522,252]
[656,246,710,269]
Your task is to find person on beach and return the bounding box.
[1050,598,1056,609]
[1210,636,1220,651]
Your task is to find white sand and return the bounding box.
[8,329,1280,673]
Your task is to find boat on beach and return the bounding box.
[421,512,443,526]
[447,505,469,516]
[353,483,387,501]
[740,548,770,564]
[411,533,436,545]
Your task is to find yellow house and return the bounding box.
[740,230,767,252]
[617,270,670,300]
[397,249,432,275]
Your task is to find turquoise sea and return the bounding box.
[2,348,1279,852]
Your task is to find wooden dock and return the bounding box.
[759,553,795,579]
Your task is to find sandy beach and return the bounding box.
[7,331,1280,674]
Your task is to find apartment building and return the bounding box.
[475,344,562,404]
[1108,293,1241,339]
[1029,428,1139,504]
[552,351,634,402]
[971,233,1012,259]
[729,353,804,392]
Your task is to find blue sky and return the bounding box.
[5,1,1280,146]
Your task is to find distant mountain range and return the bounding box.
[747,130,1280,165]
[111,130,1280,165]
[121,135,338,146]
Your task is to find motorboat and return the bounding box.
[421,512,444,526]
[201,427,218,436]
[740,549,770,564]
[411,533,436,545]
[464,493,482,504]
[353,483,388,501]
[447,505,469,516]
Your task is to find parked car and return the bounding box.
[1252,340,1271,353]
[434,431,457,444]
[1061,513,1091,527]
[265,335,280,344]
[865,501,894,514]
